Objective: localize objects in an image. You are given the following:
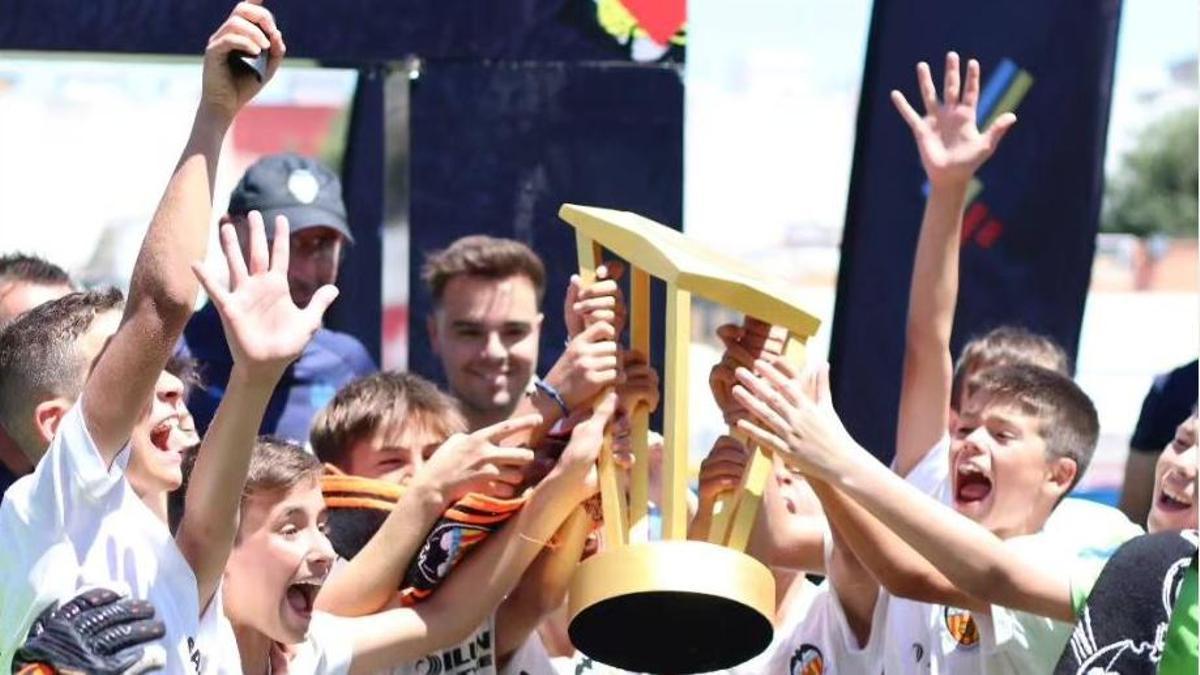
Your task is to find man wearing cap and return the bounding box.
[182,152,376,442]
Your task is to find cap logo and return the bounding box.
[287,169,320,204]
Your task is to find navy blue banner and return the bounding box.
[0,1,682,63]
[830,0,1123,462]
[407,62,683,395]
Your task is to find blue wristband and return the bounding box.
[534,378,571,418]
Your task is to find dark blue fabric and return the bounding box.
[182,302,377,444]
[0,0,681,63]
[0,462,15,500]
[327,67,386,366]
[829,0,1123,463]
[1131,360,1198,453]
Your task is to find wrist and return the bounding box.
[227,364,280,397]
[523,482,580,538]
[404,476,453,513]
[193,103,234,138]
[927,177,973,196]
[527,378,567,424]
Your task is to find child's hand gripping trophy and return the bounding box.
[705,317,791,544]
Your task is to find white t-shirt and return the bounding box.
[387,616,498,675]
[759,533,888,675]
[881,439,1144,675]
[0,402,226,674]
[497,632,558,675]
[285,612,356,675]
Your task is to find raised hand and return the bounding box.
[14,588,166,675]
[697,435,749,505]
[542,320,622,411]
[564,262,627,338]
[731,360,855,480]
[618,350,661,414]
[200,1,286,123]
[709,319,788,425]
[891,51,1016,188]
[193,211,337,378]
[414,414,541,503]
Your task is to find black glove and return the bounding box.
[13,588,166,675]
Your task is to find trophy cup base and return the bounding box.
[567,540,775,674]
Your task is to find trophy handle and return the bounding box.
[627,267,653,543]
[717,333,807,553]
[576,233,627,548]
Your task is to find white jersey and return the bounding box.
[380,615,498,675]
[0,402,225,674]
[281,612,355,674]
[881,439,1144,675]
[760,533,888,675]
[496,632,559,675]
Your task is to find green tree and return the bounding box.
[1102,107,1198,238]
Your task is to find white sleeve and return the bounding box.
[901,434,952,502]
[0,402,130,672]
[24,400,129,531]
[294,612,356,675]
[974,535,1074,668]
[500,633,558,675]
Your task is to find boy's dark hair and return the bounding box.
[310,371,466,470]
[168,443,201,535]
[243,436,324,502]
[951,326,1070,411]
[967,364,1099,492]
[165,353,202,398]
[0,253,71,288]
[421,235,546,306]
[0,288,124,457]
[174,438,323,537]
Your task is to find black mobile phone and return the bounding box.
[228,51,268,82]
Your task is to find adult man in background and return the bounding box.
[0,253,72,326]
[183,152,376,442]
[0,253,76,491]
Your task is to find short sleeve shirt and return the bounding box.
[0,402,212,673]
[1130,360,1198,452]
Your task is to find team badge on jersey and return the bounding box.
[943,606,980,648]
[789,644,825,675]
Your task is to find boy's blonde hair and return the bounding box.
[951,326,1070,412]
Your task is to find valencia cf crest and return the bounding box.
[789,644,825,675]
[943,606,980,649]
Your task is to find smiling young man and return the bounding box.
[422,236,546,432]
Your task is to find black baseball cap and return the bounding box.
[227,153,354,244]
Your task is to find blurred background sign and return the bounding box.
[829,0,1125,465]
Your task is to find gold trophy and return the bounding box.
[560,205,820,673]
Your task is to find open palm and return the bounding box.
[193,212,338,374]
[891,52,1016,187]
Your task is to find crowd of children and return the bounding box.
[0,3,1194,674]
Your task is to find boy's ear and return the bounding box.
[1045,455,1078,500]
[31,398,73,460]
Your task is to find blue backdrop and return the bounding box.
[829,0,1123,462]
